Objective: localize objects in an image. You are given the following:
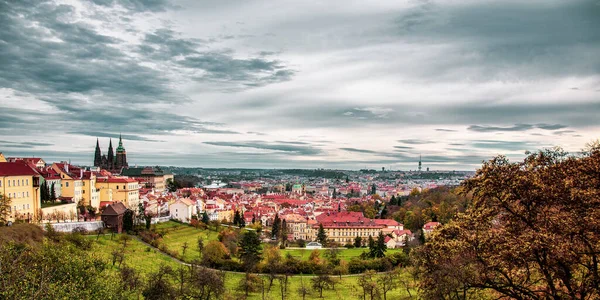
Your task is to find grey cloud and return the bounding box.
[203,141,323,156]
[468,124,534,132]
[397,139,433,145]
[468,123,568,132]
[70,131,164,142]
[0,1,175,101]
[89,0,172,12]
[394,0,600,79]
[471,140,538,151]
[536,123,568,130]
[340,147,379,154]
[435,128,456,132]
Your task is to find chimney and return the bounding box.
[80,169,83,178]
[65,164,69,173]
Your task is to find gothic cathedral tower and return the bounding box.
[115,134,128,170]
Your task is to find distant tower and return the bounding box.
[115,134,128,170]
[107,139,115,170]
[418,155,422,172]
[94,138,102,167]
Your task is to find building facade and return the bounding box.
[0,162,41,222]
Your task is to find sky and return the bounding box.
[0,0,599,170]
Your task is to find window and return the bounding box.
[26,192,29,197]
[83,181,85,186]
[123,185,126,190]
[66,182,69,187]
[0,181,2,187]
[26,179,28,186]
[12,180,15,186]
[116,186,119,190]
[27,204,30,209]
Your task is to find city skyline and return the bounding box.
[1,0,599,170]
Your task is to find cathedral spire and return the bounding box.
[94,138,102,167]
[107,138,115,169]
[116,133,125,152]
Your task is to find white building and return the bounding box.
[169,198,197,223]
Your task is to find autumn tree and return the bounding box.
[415,147,600,299]
[357,270,379,300]
[311,274,335,298]
[201,241,229,268]
[188,265,225,300]
[378,268,399,300]
[0,193,11,225]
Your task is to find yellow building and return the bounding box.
[95,177,140,209]
[51,163,83,203]
[80,172,100,209]
[0,162,41,222]
[283,214,309,240]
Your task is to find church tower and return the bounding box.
[115,134,128,170]
[94,138,102,167]
[107,139,115,170]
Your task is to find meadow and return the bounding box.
[90,233,417,299]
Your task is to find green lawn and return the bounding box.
[154,221,221,263]
[90,234,180,277]
[281,247,405,261]
[90,231,418,299]
[223,271,417,300]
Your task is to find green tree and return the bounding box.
[233,210,241,226]
[354,236,363,248]
[281,219,288,245]
[238,230,262,271]
[142,265,176,300]
[123,209,134,232]
[201,211,209,224]
[50,182,56,201]
[367,236,376,258]
[374,232,387,258]
[272,214,281,240]
[166,179,178,193]
[416,147,600,299]
[316,223,327,245]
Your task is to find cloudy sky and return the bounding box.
[1,0,599,170]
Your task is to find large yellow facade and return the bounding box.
[0,172,41,222]
[95,178,139,208]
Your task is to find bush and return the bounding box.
[344,243,354,249]
[64,232,92,250]
[72,227,88,235]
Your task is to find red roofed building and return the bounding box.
[423,221,441,238]
[7,157,46,169]
[0,161,42,222]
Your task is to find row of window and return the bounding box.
[6,191,30,199]
[9,203,30,212]
[0,179,29,188]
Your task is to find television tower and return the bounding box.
[418,154,422,172]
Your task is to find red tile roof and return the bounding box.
[0,162,39,176]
